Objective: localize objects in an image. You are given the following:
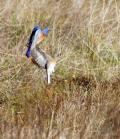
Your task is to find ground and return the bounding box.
[0,0,120,138]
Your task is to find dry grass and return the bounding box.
[0,0,120,138]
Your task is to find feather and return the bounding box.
[27,25,41,48]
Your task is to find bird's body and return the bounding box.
[31,46,56,69]
[31,46,56,84]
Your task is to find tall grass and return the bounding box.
[0,0,120,138]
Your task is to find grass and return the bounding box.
[0,0,120,138]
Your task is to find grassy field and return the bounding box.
[0,0,120,138]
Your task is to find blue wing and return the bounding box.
[26,25,42,58]
[27,25,42,48]
[26,26,49,58]
[26,47,31,58]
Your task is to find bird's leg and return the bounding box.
[52,67,55,73]
[47,69,51,84]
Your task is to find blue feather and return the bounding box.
[26,47,31,58]
[27,25,41,48]
[42,27,49,36]
[26,26,49,58]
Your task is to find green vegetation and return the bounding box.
[0,0,120,138]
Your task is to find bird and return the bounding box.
[26,25,56,84]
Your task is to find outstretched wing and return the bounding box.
[26,26,41,58]
[26,25,49,58]
[27,25,42,48]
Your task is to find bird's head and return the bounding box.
[42,27,49,36]
[38,27,49,43]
